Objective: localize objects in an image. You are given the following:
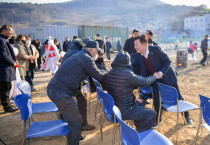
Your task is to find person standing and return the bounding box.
[116,40,122,52]
[132,35,192,124]
[174,39,180,50]
[24,36,39,92]
[187,43,198,60]
[41,36,60,75]
[123,29,139,62]
[105,37,112,60]
[0,25,18,113]
[200,35,208,66]
[145,30,158,46]
[14,34,34,80]
[32,39,42,70]
[63,37,71,52]
[47,40,107,145]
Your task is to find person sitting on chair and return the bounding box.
[106,51,159,132]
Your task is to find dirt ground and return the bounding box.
[0,51,210,145]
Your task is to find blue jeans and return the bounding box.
[47,89,83,145]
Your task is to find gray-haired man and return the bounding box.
[47,40,106,145]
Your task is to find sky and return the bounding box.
[0,0,209,8]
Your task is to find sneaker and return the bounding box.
[185,116,192,125]
[79,135,86,143]
[82,124,96,131]
[152,122,158,129]
[4,107,19,113]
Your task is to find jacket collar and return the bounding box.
[141,45,149,59]
[0,34,8,40]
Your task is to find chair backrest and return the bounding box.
[17,81,31,97]
[113,106,140,145]
[14,94,32,126]
[97,87,115,115]
[92,78,103,89]
[140,86,152,94]
[199,95,210,126]
[157,82,178,106]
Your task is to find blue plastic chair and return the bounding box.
[195,95,210,144]
[14,94,70,145]
[17,81,59,116]
[157,82,199,144]
[140,86,153,99]
[113,105,173,145]
[97,87,118,143]
[92,78,103,121]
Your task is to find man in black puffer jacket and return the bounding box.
[47,40,106,145]
[106,51,158,133]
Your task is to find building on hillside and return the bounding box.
[184,14,210,37]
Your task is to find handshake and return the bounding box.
[153,72,163,79]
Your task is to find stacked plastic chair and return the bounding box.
[97,87,118,144]
[92,78,103,121]
[113,105,173,145]
[14,94,70,145]
[17,81,59,119]
[194,95,210,144]
[157,82,200,144]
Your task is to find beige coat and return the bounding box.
[13,42,39,78]
[30,44,39,70]
[14,41,29,78]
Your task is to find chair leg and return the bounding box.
[194,108,202,145]
[88,91,91,114]
[112,115,117,145]
[95,99,99,121]
[64,136,68,145]
[100,112,105,140]
[175,100,180,145]
[157,93,162,130]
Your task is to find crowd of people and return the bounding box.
[0,24,209,145]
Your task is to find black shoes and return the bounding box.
[4,107,19,113]
[79,135,86,143]
[31,88,37,92]
[185,116,192,125]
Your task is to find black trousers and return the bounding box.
[37,49,42,69]
[0,81,11,110]
[200,50,208,63]
[152,81,189,121]
[48,89,83,145]
[75,91,88,126]
[121,102,156,133]
[25,62,35,89]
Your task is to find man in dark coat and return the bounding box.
[47,40,106,145]
[105,37,112,60]
[106,51,158,132]
[200,35,208,66]
[62,37,71,52]
[0,25,18,112]
[123,29,139,62]
[116,40,122,52]
[132,35,192,124]
[145,30,158,46]
[61,39,96,131]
